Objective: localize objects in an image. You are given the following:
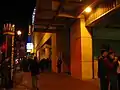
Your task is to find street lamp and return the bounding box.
[17,30,22,36]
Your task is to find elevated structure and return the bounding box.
[33,0,120,80]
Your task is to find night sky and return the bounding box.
[0,0,36,44]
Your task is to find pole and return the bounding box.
[11,34,14,79]
[3,23,15,88]
[11,25,15,80]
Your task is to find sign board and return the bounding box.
[27,49,31,52]
[26,43,33,50]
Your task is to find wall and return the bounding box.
[93,28,120,40]
[56,30,70,73]
[93,28,120,57]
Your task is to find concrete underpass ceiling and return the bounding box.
[34,0,98,32]
[93,7,120,29]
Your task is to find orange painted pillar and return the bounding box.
[70,20,82,79]
[71,15,92,80]
[51,33,57,72]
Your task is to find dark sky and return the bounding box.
[0,0,36,42]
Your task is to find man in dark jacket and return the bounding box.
[21,57,29,72]
[29,57,39,90]
[98,50,109,90]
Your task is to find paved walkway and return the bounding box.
[13,72,99,90]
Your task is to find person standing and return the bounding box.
[105,52,118,90]
[117,56,120,90]
[29,56,39,90]
[57,53,62,73]
[98,50,109,90]
[1,57,11,90]
[21,56,29,72]
[39,58,45,72]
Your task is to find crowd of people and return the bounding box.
[21,57,52,73]
[98,49,120,90]
[0,54,62,90]
[39,58,51,72]
[21,56,52,90]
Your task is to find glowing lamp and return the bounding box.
[17,30,22,35]
[84,7,92,13]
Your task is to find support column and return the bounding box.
[80,15,92,79]
[71,15,92,80]
[71,20,82,79]
[51,33,57,72]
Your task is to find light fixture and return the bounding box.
[17,30,22,35]
[84,7,92,13]
[12,24,15,27]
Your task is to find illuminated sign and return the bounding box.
[27,49,31,52]
[26,43,33,50]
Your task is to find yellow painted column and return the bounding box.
[70,15,92,80]
[51,33,57,72]
[80,15,92,80]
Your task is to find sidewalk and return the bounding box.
[13,72,99,90]
[13,72,32,90]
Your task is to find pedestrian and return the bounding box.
[98,50,109,90]
[104,52,118,90]
[48,58,52,72]
[57,53,62,73]
[117,56,120,90]
[1,57,11,90]
[29,56,39,90]
[21,56,29,72]
[39,58,45,72]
